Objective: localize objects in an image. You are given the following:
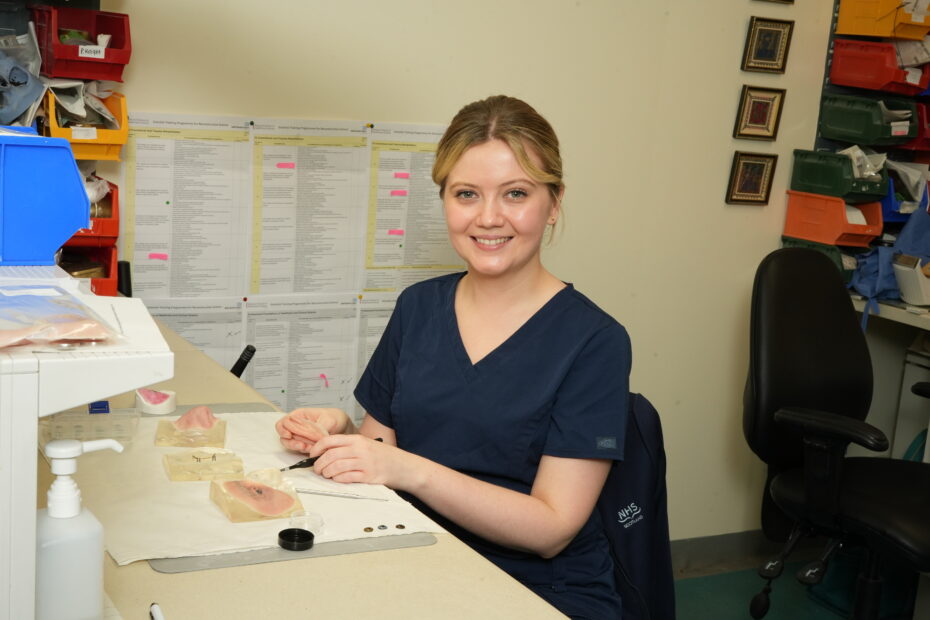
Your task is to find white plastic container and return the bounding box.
[35,439,122,620]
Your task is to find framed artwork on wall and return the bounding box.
[741,16,794,73]
[725,151,778,205]
[733,85,786,140]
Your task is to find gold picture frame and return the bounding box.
[726,151,778,205]
[734,85,786,140]
[742,16,794,74]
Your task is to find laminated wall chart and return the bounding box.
[120,114,462,421]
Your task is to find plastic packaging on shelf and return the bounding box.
[0,284,120,349]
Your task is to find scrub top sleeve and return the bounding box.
[544,322,631,461]
[353,298,404,428]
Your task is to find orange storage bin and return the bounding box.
[830,39,930,95]
[783,191,883,248]
[836,0,930,40]
[66,180,119,247]
[31,5,131,81]
[44,91,128,161]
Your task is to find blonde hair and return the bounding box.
[432,95,564,202]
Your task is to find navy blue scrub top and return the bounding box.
[355,272,631,619]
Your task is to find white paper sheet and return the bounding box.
[73,412,443,566]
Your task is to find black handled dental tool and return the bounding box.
[280,456,318,472]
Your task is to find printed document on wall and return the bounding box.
[120,113,252,299]
[365,123,463,292]
[143,298,246,370]
[250,118,369,295]
[242,295,359,413]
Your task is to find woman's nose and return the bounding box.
[476,198,504,227]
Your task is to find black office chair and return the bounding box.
[743,247,930,620]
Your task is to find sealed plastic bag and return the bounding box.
[0,285,118,349]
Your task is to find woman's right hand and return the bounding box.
[275,407,350,453]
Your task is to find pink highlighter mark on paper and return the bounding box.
[148,253,169,261]
[388,229,405,236]
[394,172,410,179]
[390,190,408,197]
[319,373,330,388]
[276,162,296,169]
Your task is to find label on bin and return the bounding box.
[906,67,923,85]
[78,45,106,59]
[71,126,97,140]
[891,121,910,136]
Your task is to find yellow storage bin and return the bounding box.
[836,0,930,40]
[44,91,128,161]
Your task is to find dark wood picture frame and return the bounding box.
[733,85,786,140]
[742,16,794,73]
[726,151,778,205]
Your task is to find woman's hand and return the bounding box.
[275,408,351,453]
[309,434,420,488]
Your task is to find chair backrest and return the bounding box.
[597,392,675,620]
[743,247,873,472]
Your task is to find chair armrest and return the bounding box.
[912,382,930,399]
[774,407,889,453]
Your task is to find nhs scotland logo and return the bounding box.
[617,502,643,529]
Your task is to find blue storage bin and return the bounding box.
[881,176,927,224]
[0,127,89,265]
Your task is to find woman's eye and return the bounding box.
[455,190,477,199]
[506,189,527,199]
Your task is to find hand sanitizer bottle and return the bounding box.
[36,439,123,620]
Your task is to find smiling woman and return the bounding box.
[276,95,633,620]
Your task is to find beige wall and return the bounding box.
[100,0,835,540]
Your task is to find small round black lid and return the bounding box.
[278,527,314,551]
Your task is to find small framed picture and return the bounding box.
[734,85,786,140]
[726,151,778,205]
[742,16,794,73]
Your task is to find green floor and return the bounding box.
[675,561,844,620]
[674,557,917,620]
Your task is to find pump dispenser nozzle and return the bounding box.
[43,439,123,518]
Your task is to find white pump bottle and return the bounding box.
[36,438,123,620]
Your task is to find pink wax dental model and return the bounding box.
[173,405,218,430]
[135,387,176,415]
[210,469,303,522]
[155,405,226,448]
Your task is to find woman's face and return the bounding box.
[442,139,560,280]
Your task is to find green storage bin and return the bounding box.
[819,94,918,145]
[781,237,857,283]
[791,149,889,203]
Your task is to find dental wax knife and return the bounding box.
[280,456,318,472]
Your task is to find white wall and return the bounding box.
[100,0,835,540]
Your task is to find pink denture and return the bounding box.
[138,388,170,404]
[174,405,218,430]
[223,480,295,516]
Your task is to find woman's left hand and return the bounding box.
[308,434,417,488]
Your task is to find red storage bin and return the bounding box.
[898,103,930,152]
[783,191,883,248]
[830,39,930,96]
[66,181,119,247]
[31,5,131,81]
[59,245,118,296]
